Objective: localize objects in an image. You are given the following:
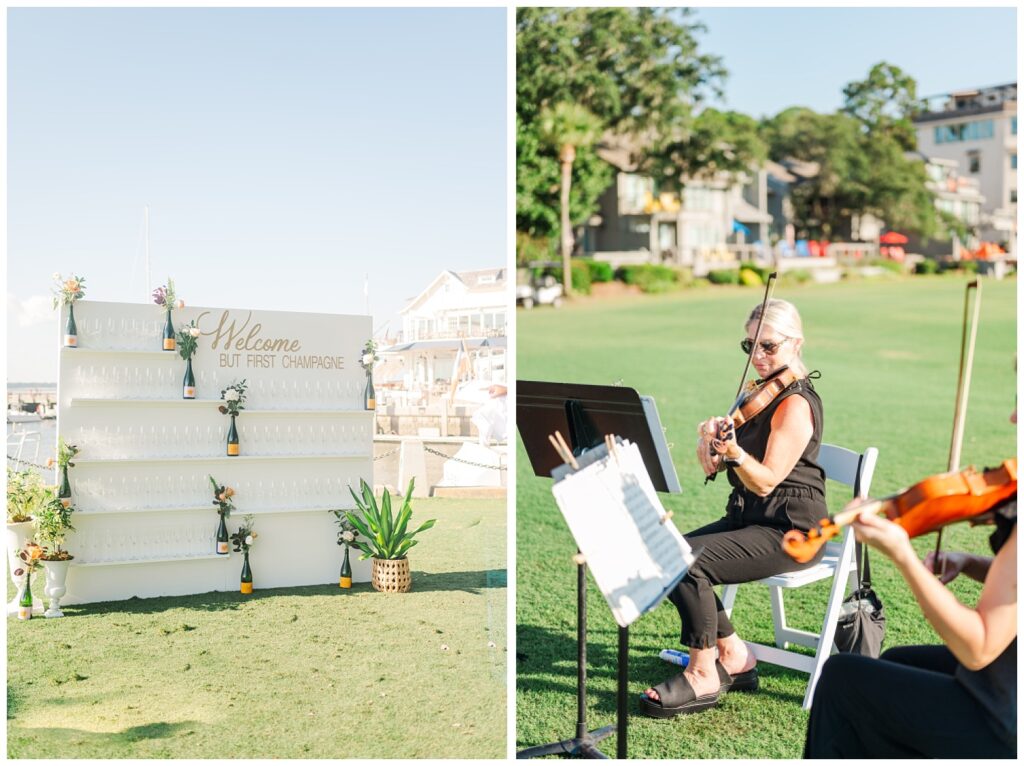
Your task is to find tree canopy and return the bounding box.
[517,8,756,245]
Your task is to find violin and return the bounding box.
[728,366,800,429]
[705,271,784,481]
[782,459,1017,564]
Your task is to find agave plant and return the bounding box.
[345,478,435,560]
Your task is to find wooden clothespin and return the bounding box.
[553,430,579,470]
[659,510,675,526]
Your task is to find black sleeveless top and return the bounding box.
[954,503,1016,748]
[723,375,827,532]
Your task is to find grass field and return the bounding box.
[515,275,1016,759]
[8,497,506,759]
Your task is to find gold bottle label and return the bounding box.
[367,398,376,410]
[18,607,31,620]
[340,576,352,589]
[183,386,196,399]
[60,498,71,509]
[217,541,229,554]
[240,582,253,594]
[65,335,77,347]
[164,338,176,351]
[227,443,240,456]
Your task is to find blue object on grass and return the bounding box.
[659,649,690,667]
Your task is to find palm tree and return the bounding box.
[539,103,601,297]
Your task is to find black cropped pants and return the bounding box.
[804,646,1015,758]
[668,516,821,649]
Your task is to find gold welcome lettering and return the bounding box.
[198,310,302,353]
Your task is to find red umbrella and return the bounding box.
[879,231,908,245]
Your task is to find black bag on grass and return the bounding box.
[834,542,885,657]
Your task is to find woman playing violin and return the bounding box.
[642,298,829,718]
[803,410,1017,758]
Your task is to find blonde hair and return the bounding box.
[746,298,808,376]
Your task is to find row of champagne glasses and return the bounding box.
[71,524,219,564]
[74,318,165,351]
[70,363,365,407]
[76,422,372,460]
[72,474,360,512]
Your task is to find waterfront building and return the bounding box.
[913,83,1017,251]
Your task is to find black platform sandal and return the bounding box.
[639,672,720,719]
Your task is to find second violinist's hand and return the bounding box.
[923,551,970,584]
[852,510,915,567]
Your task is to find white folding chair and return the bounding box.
[719,443,879,709]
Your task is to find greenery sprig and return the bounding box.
[152,277,181,312]
[55,438,79,470]
[13,543,44,579]
[359,340,379,372]
[7,468,50,523]
[177,320,201,361]
[330,512,361,550]
[218,380,248,417]
[209,475,236,519]
[51,273,86,309]
[230,514,257,553]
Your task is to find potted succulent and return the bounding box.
[344,478,435,593]
[6,468,48,616]
[34,495,75,618]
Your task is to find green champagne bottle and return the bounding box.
[216,513,230,555]
[183,358,196,399]
[64,303,78,348]
[340,546,352,588]
[163,309,176,351]
[241,551,253,594]
[364,371,375,410]
[18,573,33,620]
[226,415,239,456]
[58,466,72,509]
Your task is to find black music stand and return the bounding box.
[516,381,683,760]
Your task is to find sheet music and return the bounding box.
[551,439,694,628]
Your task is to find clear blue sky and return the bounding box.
[693,7,1016,117]
[7,7,507,382]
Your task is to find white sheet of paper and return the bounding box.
[551,440,694,628]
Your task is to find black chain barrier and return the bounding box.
[423,444,507,471]
[6,455,55,472]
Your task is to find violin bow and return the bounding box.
[935,279,982,574]
[705,271,778,484]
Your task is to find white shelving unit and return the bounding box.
[58,300,374,604]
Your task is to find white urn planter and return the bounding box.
[6,521,42,616]
[42,559,72,618]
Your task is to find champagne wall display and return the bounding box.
[57,300,373,604]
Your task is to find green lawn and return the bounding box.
[8,497,506,759]
[516,275,1016,759]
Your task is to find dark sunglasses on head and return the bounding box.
[741,337,790,355]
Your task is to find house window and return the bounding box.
[1013,116,1018,135]
[1012,189,1018,204]
[935,119,995,144]
[968,151,980,174]
[1012,154,1018,170]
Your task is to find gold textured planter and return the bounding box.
[371,557,411,593]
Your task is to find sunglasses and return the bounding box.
[741,336,791,355]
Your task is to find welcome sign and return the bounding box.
[56,300,374,604]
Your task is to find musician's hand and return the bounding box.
[709,416,738,459]
[923,551,969,584]
[696,419,722,475]
[852,510,914,567]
